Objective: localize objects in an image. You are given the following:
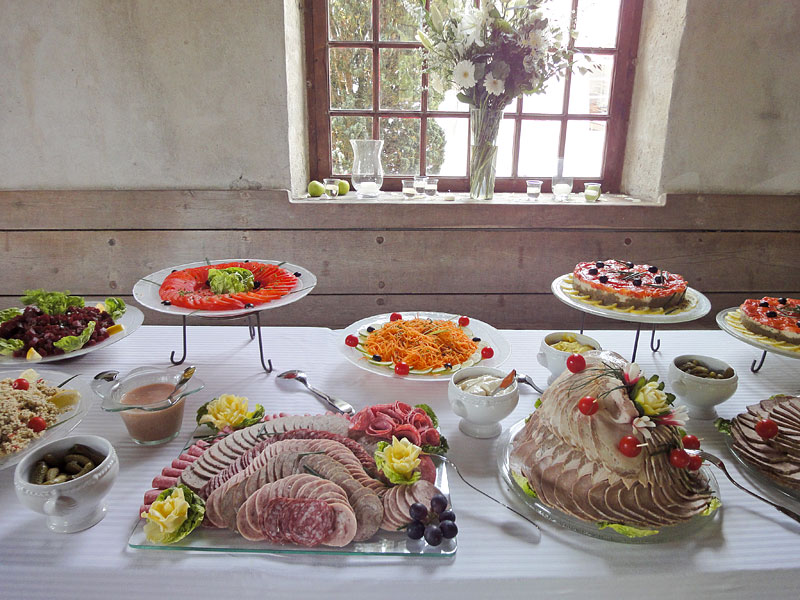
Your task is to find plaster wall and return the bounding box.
[660,0,800,194]
[0,0,305,191]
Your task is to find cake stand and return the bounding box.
[133,259,317,372]
[551,274,712,362]
[716,307,800,373]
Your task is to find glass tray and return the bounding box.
[498,419,721,544]
[724,435,800,503]
[128,428,456,557]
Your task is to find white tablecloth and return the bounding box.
[2,325,799,599]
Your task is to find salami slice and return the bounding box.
[283,499,334,547]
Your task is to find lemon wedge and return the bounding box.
[107,323,124,335]
[48,389,81,409]
[95,302,107,312]
[19,368,40,382]
[26,347,42,361]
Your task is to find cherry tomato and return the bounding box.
[27,416,47,433]
[669,448,691,469]
[344,334,359,347]
[12,378,30,391]
[390,312,403,322]
[481,347,494,359]
[681,434,701,450]
[618,435,642,458]
[755,418,779,440]
[688,455,703,471]
[566,354,586,373]
[577,395,598,416]
[458,316,470,327]
[394,362,410,376]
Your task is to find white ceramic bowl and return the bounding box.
[667,354,738,420]
[536,332,602,384]
[448,366,519,438]
[14,435,119,533]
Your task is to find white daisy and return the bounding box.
[631,416,655,439]
[452,60,477,89]
[484,72,505,96]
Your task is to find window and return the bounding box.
[305,0,643,192]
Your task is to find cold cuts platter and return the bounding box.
[552,274,711,325]
[130,408,456,557]
[498,419,721,544]
[132,259,317,319]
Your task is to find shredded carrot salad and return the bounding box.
[364,318,478,370]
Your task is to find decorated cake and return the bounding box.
[738,297,800,345]
[717,395,800,491]
[572,260,687,309]
[511,350,716,532]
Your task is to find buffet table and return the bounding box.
[2,325,799,599]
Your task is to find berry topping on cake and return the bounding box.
[572,260,688,309]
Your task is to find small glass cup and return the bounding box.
[425,177,439,196]
[584,182,601,202]
[414,176,427,195]
[323,178,340,198]
[526,179,543,199]
[401,179,416,198]
[552,176,573,202]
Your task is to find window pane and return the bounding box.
[380,0,419,41]
[381,117,420,175]
[541,0,574,39]
[568,54,613,115]
[329,0,371,41]
[380,48,422,110]
[518,120,561,177]
[575,0,620,48]
[331,116,372,175]
[504,98,520,115]
[427,118,468,176]
[330,48,373,110]
[563,120,607,177]
[522,76,566,114]
[493,118,516,178]
[429,89,469,112]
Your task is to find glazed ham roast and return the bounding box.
[728,395,800,490]
[511,350,713,528]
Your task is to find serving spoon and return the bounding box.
[164,366,196,406]
[276,370,355,416]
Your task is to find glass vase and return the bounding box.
[469,107,503,200]
[350,139,384,198]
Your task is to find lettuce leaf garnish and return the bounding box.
[597,522,659,538]
[421,433,449,456]
[20,289,84,315]
[0,308,22,323]
[142,485,205,544]
[0,338,24,356]
[714,417,732,436]
[512,471,538,498]
[53,321,95,353]
[103,297,127,320]
[414,403,439,428]
[701,497,722,516]
[207,267,255,295]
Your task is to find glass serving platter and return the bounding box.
[551,274,712,324]
[337,311,511,381]
[724,434,800,503]
[0,368,94,470]
[716,307,800,361]
[498,418,721,544]
[0,305,144,365]
[132,259,317,319]
[128,427,456,557]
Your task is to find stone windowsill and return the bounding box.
[291,192,661,206]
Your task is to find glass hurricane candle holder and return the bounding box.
[584,182,601,202]
[402,179,416,198]
[323,178,340,198]
[526,179,543,199]
[414,176,427,195]
[552,176,573,202]
[425,178,439,196]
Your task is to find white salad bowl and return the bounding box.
[448,366,519,439]
[14,434,119,533]
[667,354,738,420]
[536,332,602,385]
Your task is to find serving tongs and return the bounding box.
[698,450,800,524]
[93,365,204,413]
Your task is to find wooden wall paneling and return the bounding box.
[1,230,797,296]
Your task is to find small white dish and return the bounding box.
[667,354,738,419]
[537,332,602,385]
[14,434,119,533]
[448,366,519,438]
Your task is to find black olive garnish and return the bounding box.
[759,301,770,308]
[367,326,375,333]
[472,337,481,342]
[595,261,605,268]
[654,275,664,284]
[171,269,177,273]
[244,303,254,308]
[244,259,250,263]
[648,266,658,273]
[294,272,302,277]
[444,363,452,369]
[161,300,171,306]
[633,278,642,286]
[625,261,634,268]
[372,354,382,361]
[766,311,778,318]
[588,268,598,276]
[253,281,261,288]
[779,297,787,304]
[598,275,609,283]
